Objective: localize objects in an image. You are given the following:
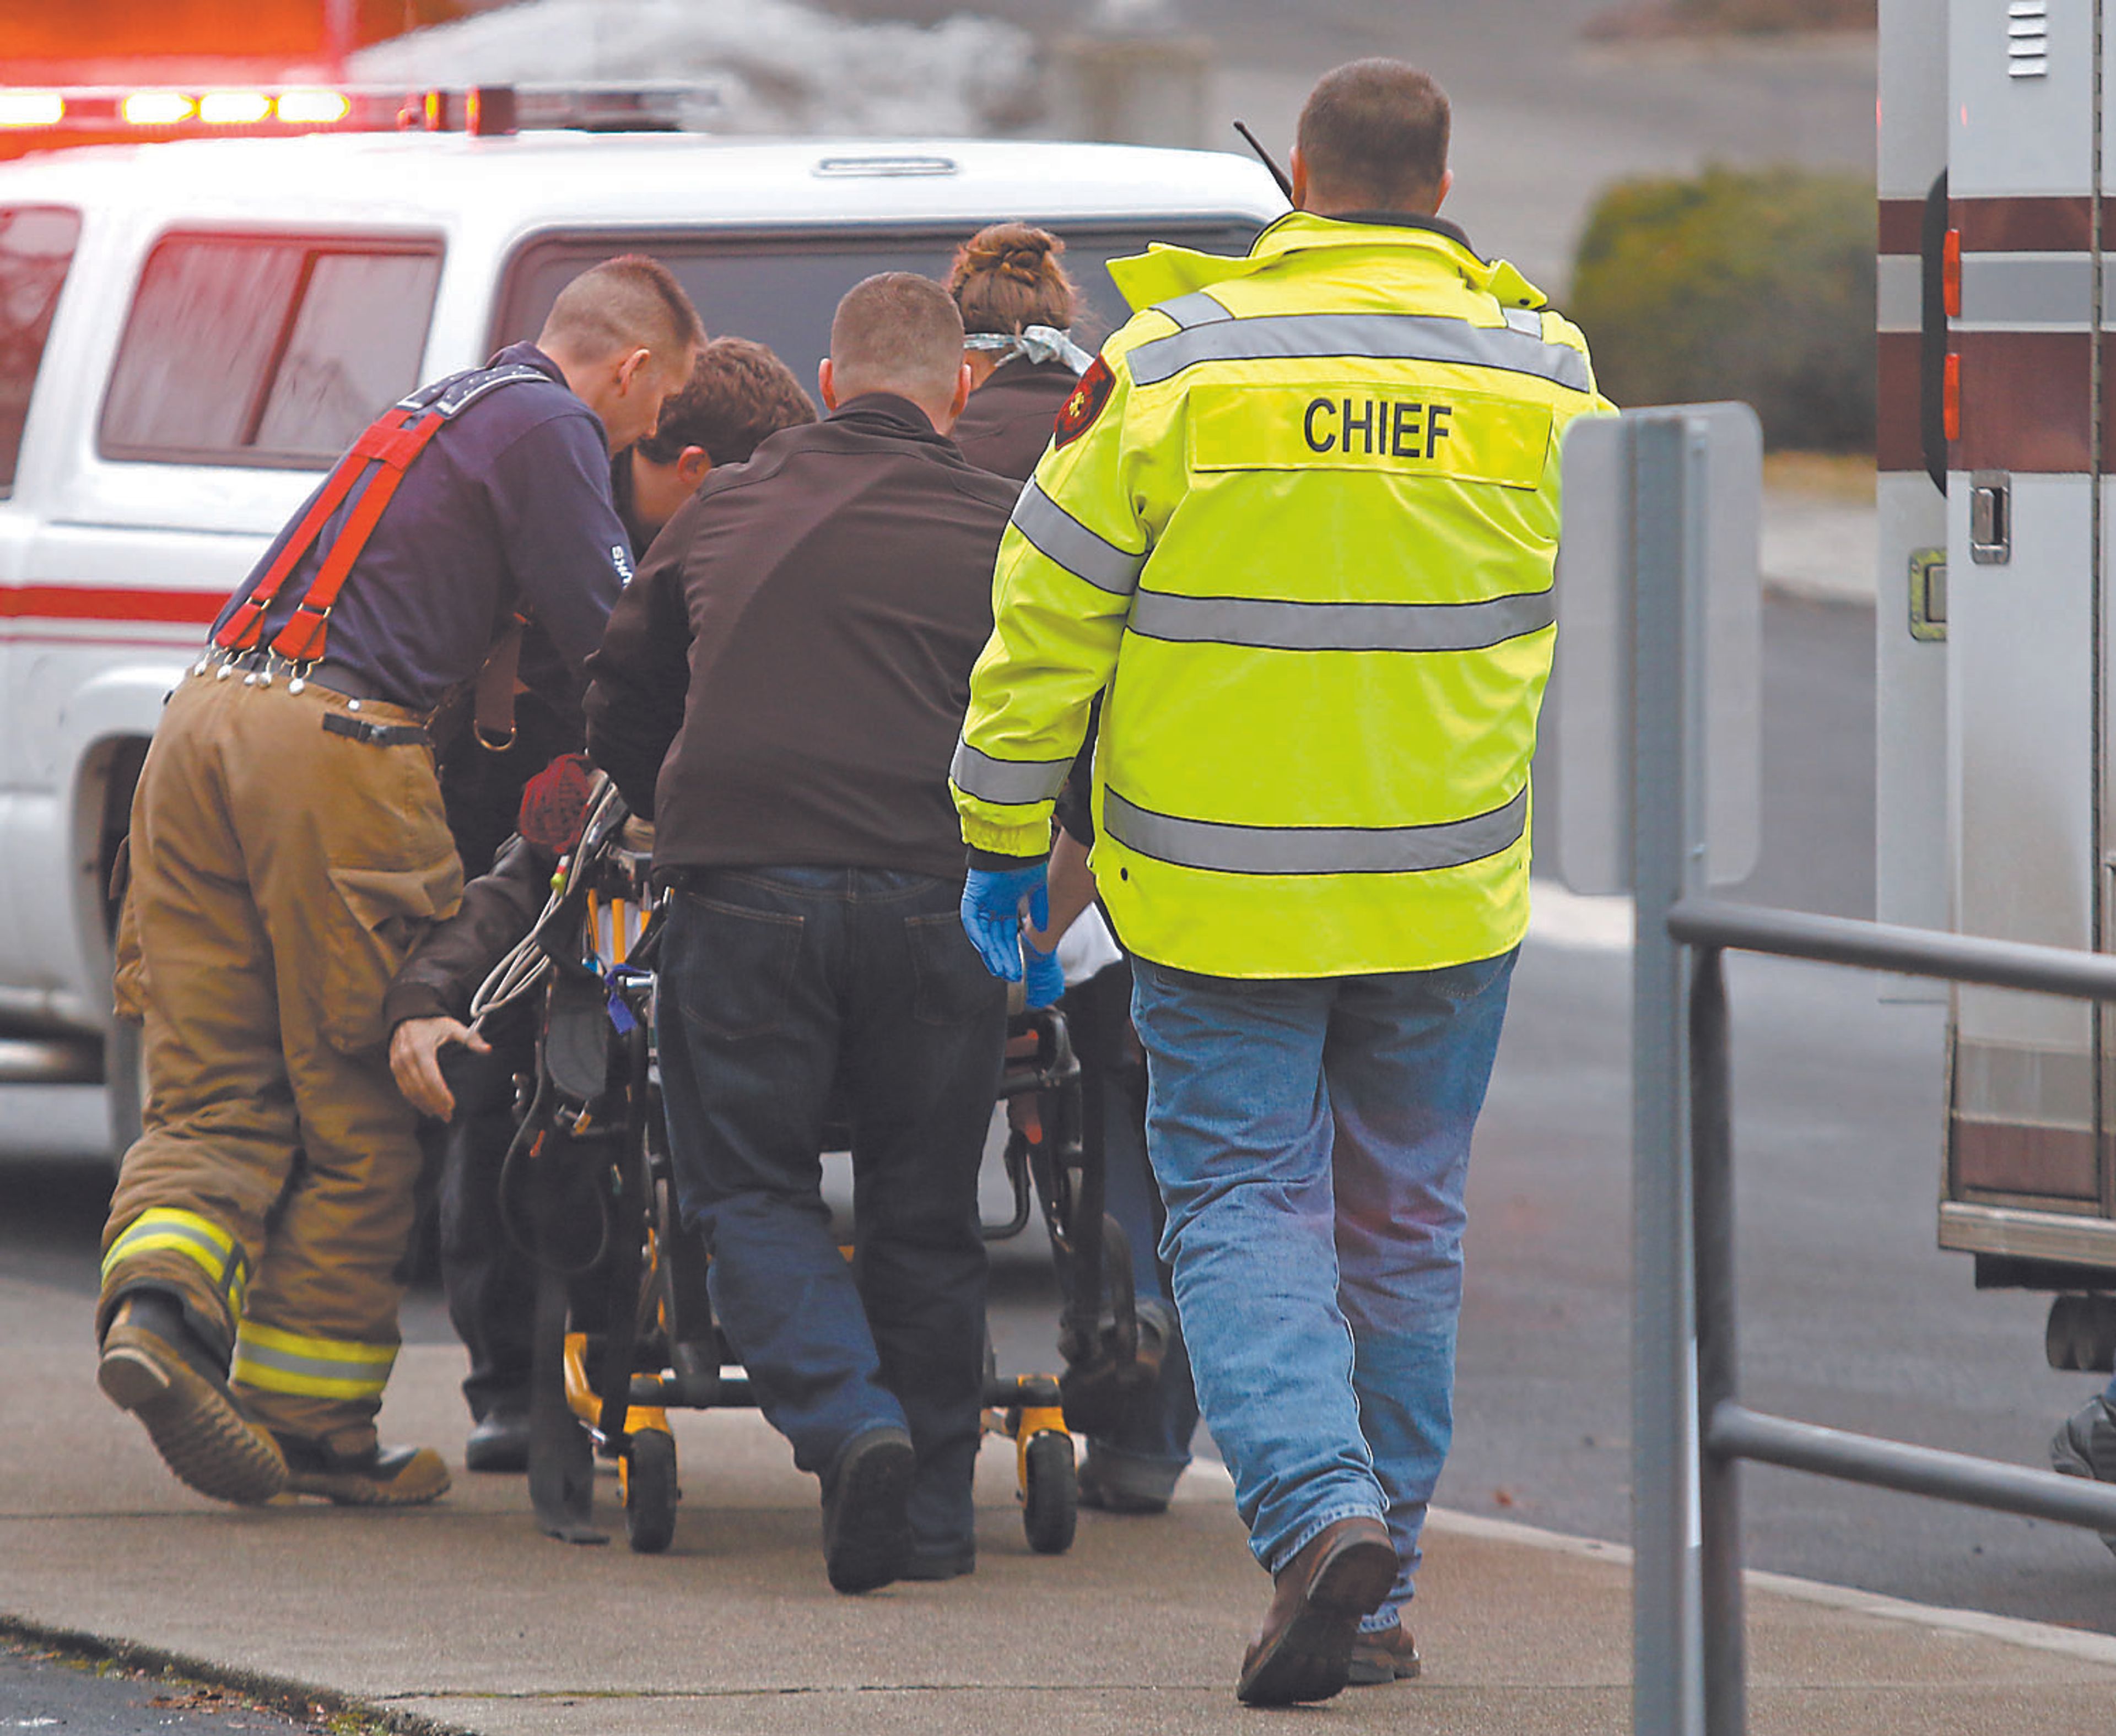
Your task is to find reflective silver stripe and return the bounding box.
[1126,312,1593,393]
[1127,588,1554,653]
[1102,786,1529,877]
[1159,291,1234,329]
[102,1214,249,1300]
[1010,480,1147,596]
[951,739,1073,806]
[1502,306,1543,336]
[230,1338,395,1390]
[1957,252,2095,329]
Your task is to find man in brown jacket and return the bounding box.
[585,273,1020,1594]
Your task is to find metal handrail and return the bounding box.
[1670,896,2116,1001]
[1669,896,2116,1736]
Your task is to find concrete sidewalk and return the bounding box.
[4,1277,2115,1735]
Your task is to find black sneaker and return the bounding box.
[821,1426,914,1594]
[900,1541,975,1581]
[98,1290,287,1506]
[2049,1394,2116,1556]
[277,1436,451,1506]
[465,1408,532,1474]
[1077,1453,1173,1515]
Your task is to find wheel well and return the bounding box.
[90,735,150,940]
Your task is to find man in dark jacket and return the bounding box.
[585,273,1019,1595]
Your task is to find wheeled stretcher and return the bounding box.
[475,778,1158,1555]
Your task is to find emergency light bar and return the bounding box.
[0,82,715,142]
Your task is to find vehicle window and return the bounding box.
[492,223,1265,392]
[101,235,442,468]
[0,205,82,495]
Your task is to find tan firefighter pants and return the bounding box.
[99,664,463,1454]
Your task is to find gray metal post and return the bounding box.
[1689,946,1745,1736]
[1632,415,1704,1736]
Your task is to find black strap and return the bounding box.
[320,711,428,749]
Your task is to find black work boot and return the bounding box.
[2049,1393,2116,1556]
[276,1435,451,1507]
[98,1289,287,1505]
[820,1426,915,1594]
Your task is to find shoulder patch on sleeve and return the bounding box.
[1053,356,1115,449]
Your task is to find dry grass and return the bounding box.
[1588,0,1875,39]
[1763,450,1876,500]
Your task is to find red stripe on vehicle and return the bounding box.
[1954,1117,2100,1201]
[0,585,224,624]
[1956,195,2093,253]
[1875,332,1923,474]
[1877,198,1923,256]
[1953,330,2093,473]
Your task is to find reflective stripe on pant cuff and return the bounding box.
[102,1207,250,1316]
[232,1321,396,1400]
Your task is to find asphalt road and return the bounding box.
[0,1635,321,1733]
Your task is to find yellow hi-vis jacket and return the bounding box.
[951,210,1613,979]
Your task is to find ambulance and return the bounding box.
[0,88,1279,1150]
[1877,0,2116,1364]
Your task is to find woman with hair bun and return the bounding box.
[947,222,1095,482]
[949,223,1203,1516]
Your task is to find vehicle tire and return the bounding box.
[1022,1429,1077,1555]
[2049,1294,2089,1372]
[623,1427,679,1555]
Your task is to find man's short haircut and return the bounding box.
[539,254,704,367]
[638,337,818,467]
[1296,59,1451,210]
[829,273,965,405]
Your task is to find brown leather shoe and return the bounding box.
[1347,1619,1422,1685]
[1236,1516,1398,1706]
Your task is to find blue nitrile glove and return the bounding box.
[961,861,1049,982]
[1022,935,1066,1009]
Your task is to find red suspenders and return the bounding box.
[214,362,548,667]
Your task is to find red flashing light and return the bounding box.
[1942,350,1961,443]
[1942,228,1962,320]
[122,91,196,128]
[0,91,63,128]
[200,91,272,126]
[277,89,351,126]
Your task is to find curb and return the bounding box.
[1424,1507,2116,1669]
[0,1612,475,1736]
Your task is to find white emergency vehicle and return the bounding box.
[0,97,1280,1149]
[1877,0,2116,1361]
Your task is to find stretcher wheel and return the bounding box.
[622,1427,679,1554]
[1022,1429,1077,1555]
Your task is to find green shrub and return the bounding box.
[1567,165,1875,451]
[1672,0,1875,27]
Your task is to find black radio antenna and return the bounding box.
[1233,120,1293,202]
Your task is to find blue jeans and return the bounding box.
[1130,948,1518,1631]
[656,867,1007,1554]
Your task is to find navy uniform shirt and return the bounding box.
[212,343,634,713]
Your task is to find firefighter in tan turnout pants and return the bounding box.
[97,257,703,1507]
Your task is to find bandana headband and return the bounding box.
[963,325,1094,376]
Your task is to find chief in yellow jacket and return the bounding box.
[954,61,1611,1705]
